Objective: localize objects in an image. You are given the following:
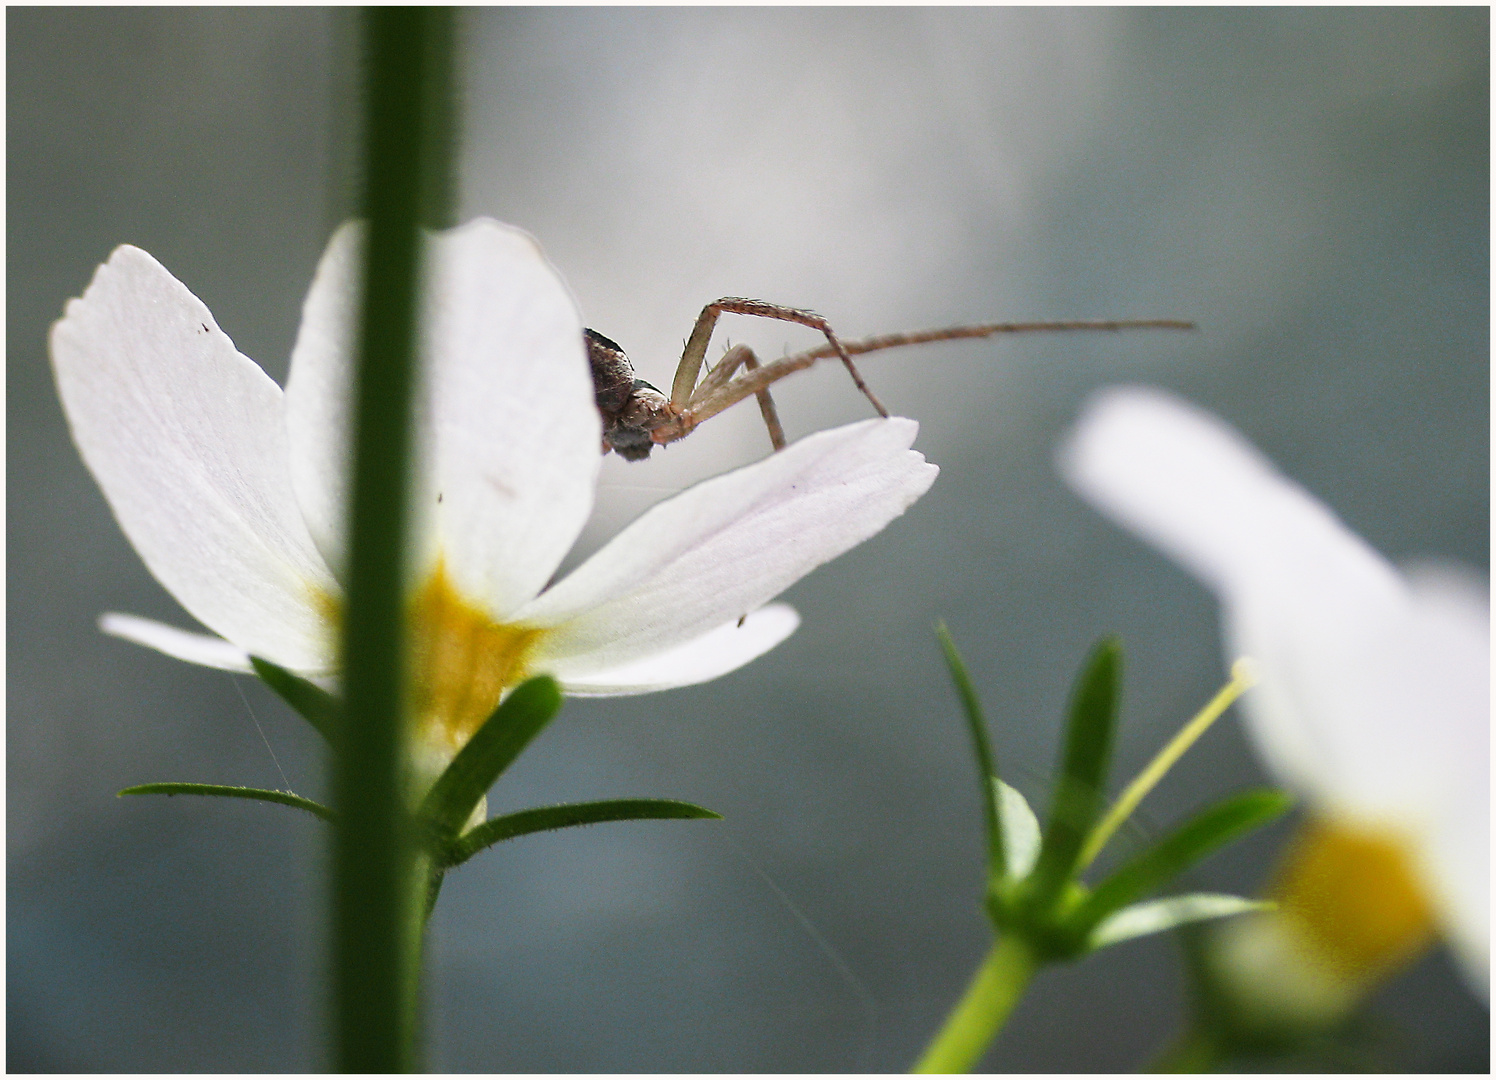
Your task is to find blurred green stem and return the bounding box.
[332,7,454,1072]
[912,935,1038,1073]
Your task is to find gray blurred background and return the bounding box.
[9,8,1487,1072]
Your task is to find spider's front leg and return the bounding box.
[670,298,889,421]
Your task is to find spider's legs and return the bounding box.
[741,352,786,451]
[683,341,787,451]
[654,315,1196,451]
[670,298,888,418]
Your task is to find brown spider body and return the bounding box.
[585,328,675,460]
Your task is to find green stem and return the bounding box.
[912,935,1038,1073]
[332,8,454,1073]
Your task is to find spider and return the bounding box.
[586,297,1193,460]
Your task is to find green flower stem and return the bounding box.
[332,8,455,1073]
[912,935,1039,1073]
[1079,658,1255,871]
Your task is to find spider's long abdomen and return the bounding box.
[584,328,672,461]
[585,328,634,415]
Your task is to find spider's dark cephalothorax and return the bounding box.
[585,328,673,460]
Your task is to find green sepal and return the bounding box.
[119,782,336,823]
[1062,787,1291,948]
[418,675,564,840]
[1088,893,1272,951]
[937,624,1006,881]
[250,656,339,743]
[441,798,722,868]
[1025,637,1122,908]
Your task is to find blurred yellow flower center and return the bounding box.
[407,560,542,760]
[1269,817,1436,989]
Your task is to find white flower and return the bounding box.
[1058,385,1488,1002]
[51,219,937,782]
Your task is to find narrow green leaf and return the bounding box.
[443,798,722,867]
[418,675,564,840]
[995,779,1041,882]
[1065,788,1292,941]
[1026,637,1123,907]
[1088,893,1272,950]
[937,623,1005,879]
[250,656,339,743]
[120,782,335,823]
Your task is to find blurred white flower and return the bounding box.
[1059,385,1488,1008]
[52,219,937,781]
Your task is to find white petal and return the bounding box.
[424,220,599,615]
[1222,584,1414,819]
[1426,801,1490,1002]
[517,417,936,672]
[1090,894,1270,950]
[1399,565,1490,997]
[99,612,252,673]
[286,219,600,616]
[51,246,338,672]
[995,779,1042,880]
[1058,386,1400,602]
[1059,387,1407,805]
[548,603,800,696]
[284,221,363,576]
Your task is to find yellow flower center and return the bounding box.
[1207,816,1439,1034]
[406,559,544,774]
[1268,817,1436,988]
